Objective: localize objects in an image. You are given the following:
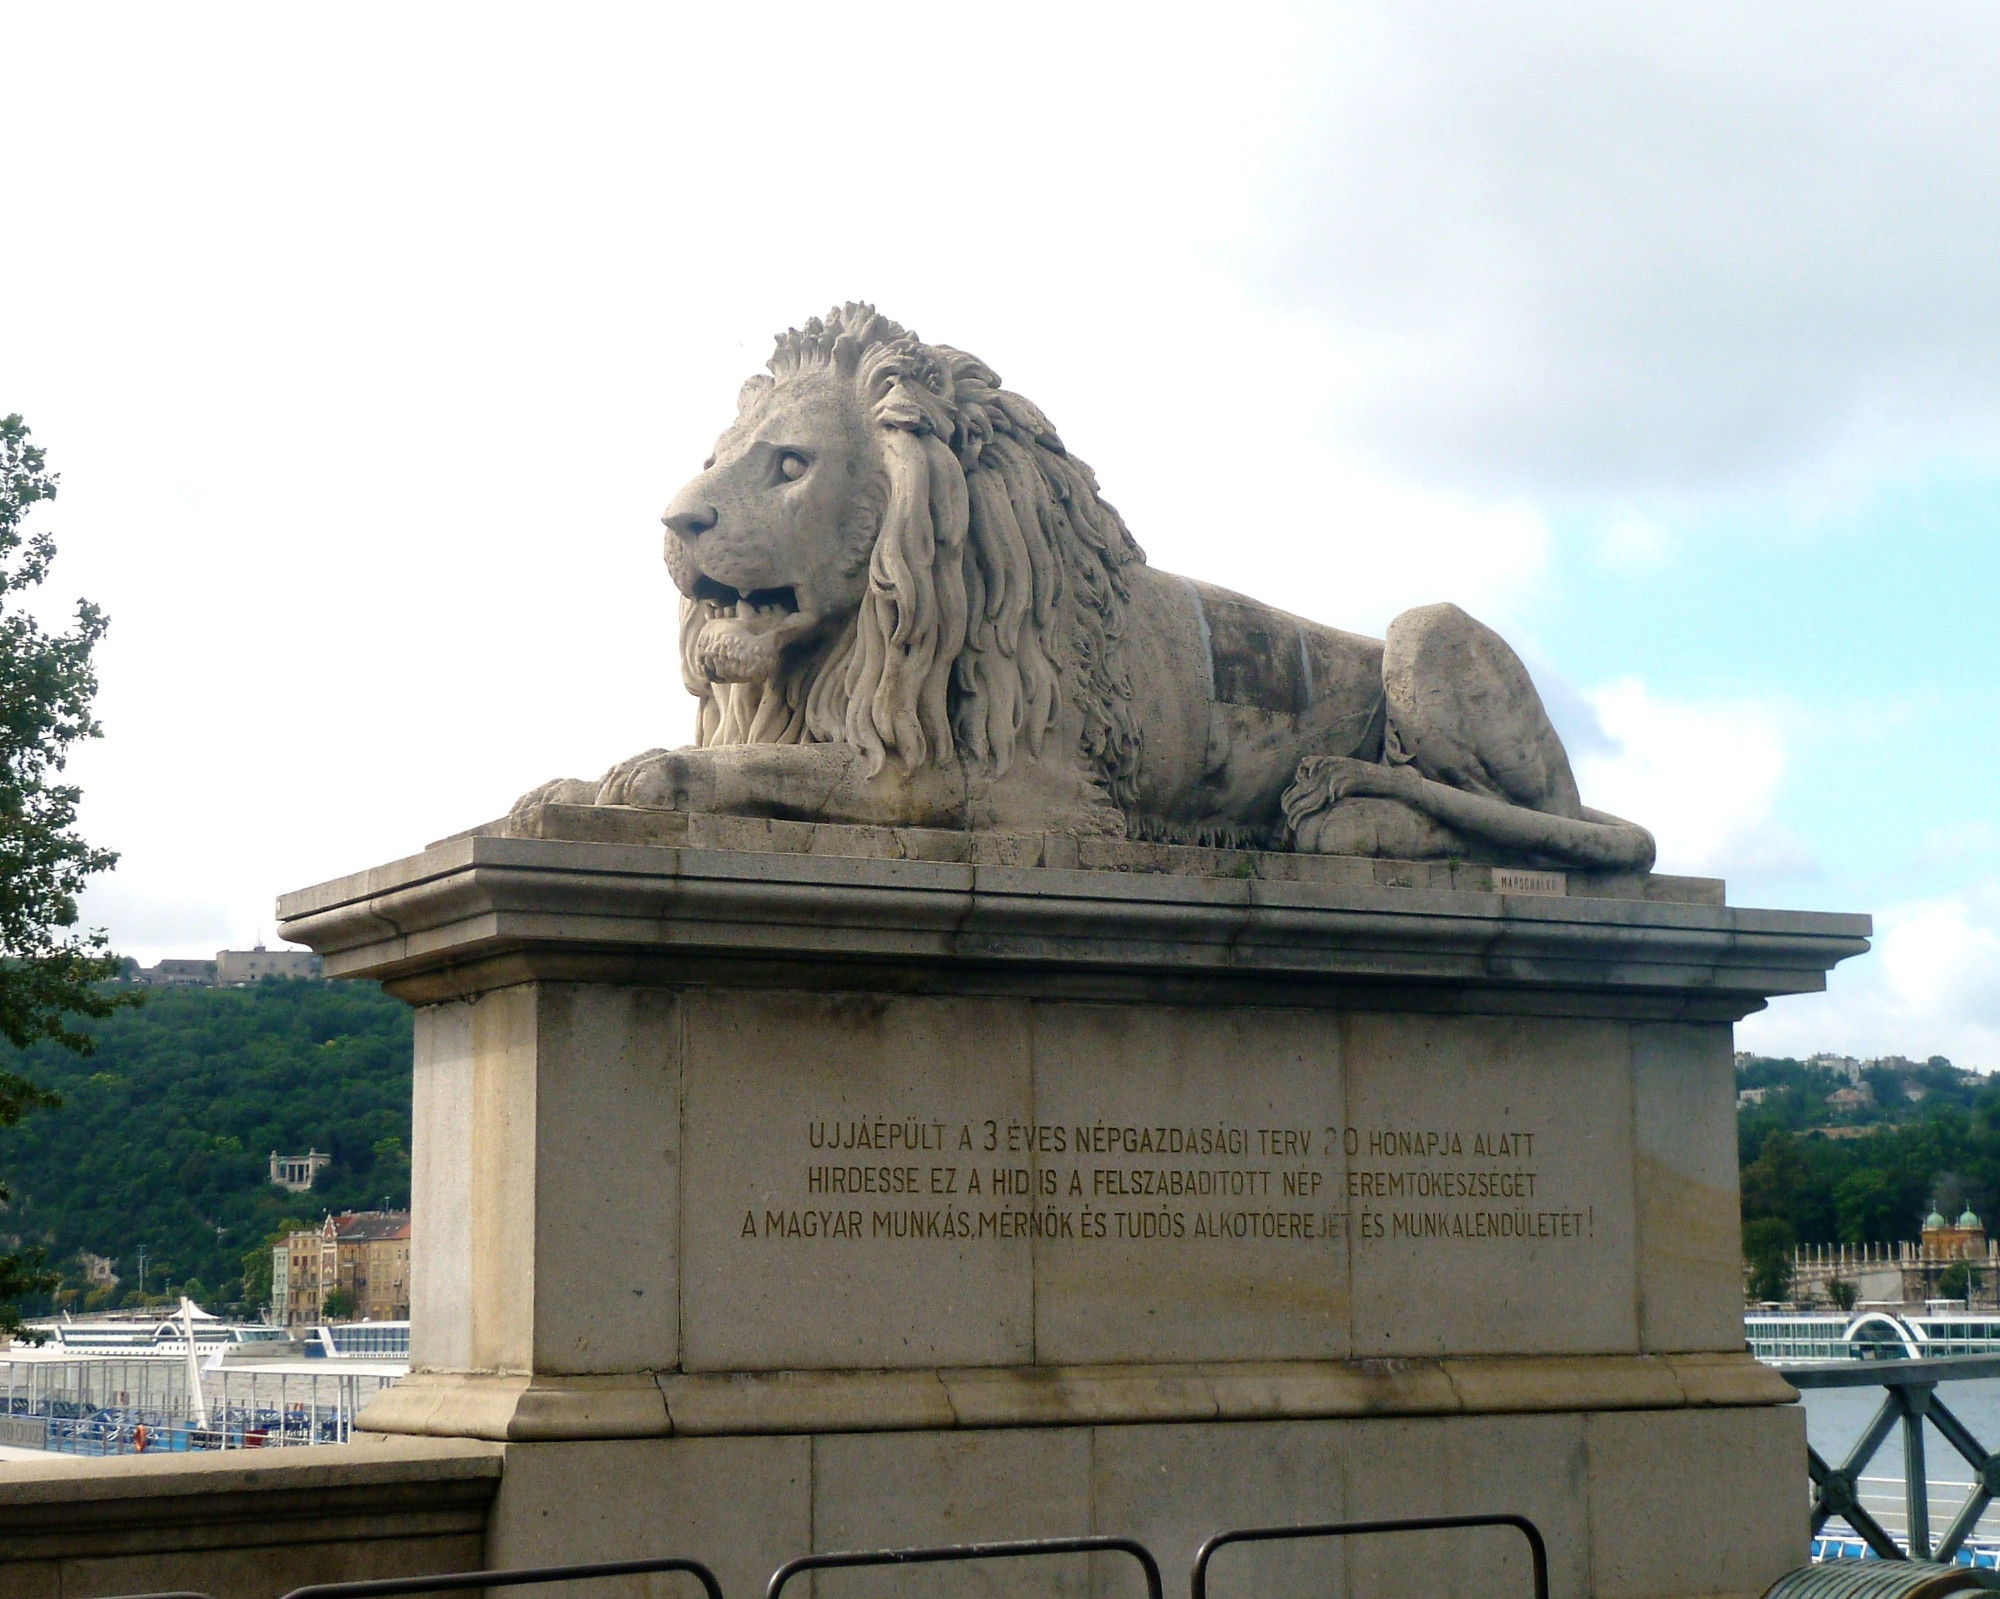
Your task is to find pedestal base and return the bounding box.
[279,818,1863,1599]
[479,1405,1807,1599]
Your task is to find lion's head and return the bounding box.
[662,304,1145,799]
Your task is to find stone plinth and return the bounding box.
[277,808,1868,1599]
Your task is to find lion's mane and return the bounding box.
[682,304,1145,802]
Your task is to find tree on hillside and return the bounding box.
[1743,1216,1796,1303]
[0,414,135,1335]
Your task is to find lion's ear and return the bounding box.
[736,374,775,413]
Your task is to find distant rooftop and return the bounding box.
[131,944,323,987]
[332,1211,411,1243]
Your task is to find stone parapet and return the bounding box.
[0,1434,499,1599]
[278,809,1867,1023]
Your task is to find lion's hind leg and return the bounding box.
[1284,604,1656,872]
[1381,603,1580,813]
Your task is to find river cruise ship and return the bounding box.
[1747,1307,2000,1363]
[19,1315,409,1362]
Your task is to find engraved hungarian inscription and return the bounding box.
[738,1114,1592,1251]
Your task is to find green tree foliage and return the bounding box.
[1743,1216,1796,1302]
[1738,1055,2000,1290]
[1833,1168,1904,1243]
[321,1288,355,1321]
[1938,1262,1984,1302]
[0,416,136,1334]
[0,979,412,1315]
[0,418,129,1051]
[1827,1278,1858,1311]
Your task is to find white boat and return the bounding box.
[17,1315,408,1363]
[1746,1306,2000,1363]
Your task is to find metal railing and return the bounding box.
[277,1557,725,1599]
[91,1513,1548,1599]
[766,1533,1163,1598]
[1192,1513,1549,1599]
[1792,1355,2000,1562]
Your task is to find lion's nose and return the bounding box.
[662,489,718,540]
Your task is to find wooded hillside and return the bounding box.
[0,979,411,1315]
[1737,1053,2000,1296]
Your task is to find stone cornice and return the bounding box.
[354,1353,1796,1442]
[277,815,1869,1019]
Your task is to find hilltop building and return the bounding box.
[270,1211,412,1326]
[268,1150,331,1192]
[136,959,218,986]
[1807,1052,1865,1084]
[217,945,323,983]
[134,944,324,987]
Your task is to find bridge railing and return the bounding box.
[1788,1354,2000,1562]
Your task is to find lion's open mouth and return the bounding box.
[692,576,800,615]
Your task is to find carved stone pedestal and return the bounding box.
[278,810,1868,1599]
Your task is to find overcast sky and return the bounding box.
[5,3,1997,1064]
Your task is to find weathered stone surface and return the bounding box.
[0,1405,1807,1599]
[1338,1411,1593,1599]
[0,1436,499,1599]
[679,990,1037,1371]
[486,1434,809,1599]
[267,797,1855,1599]
[363,1351,1789,1441]
[385,971,1738,1389]
[274,831,1858,1453]
[1344,1013,1641,1358]
[1585,1405,1809,1597]
[409,984,680,1380]
[509,304,1660,870]
[1028,1003,1349,1364]
[1632,1022,1748,1353]
[278,832,1865,1022]
[811,1428,1095,1598]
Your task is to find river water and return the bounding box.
[1801,1378,2000,1546]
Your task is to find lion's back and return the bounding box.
[1118,569,1385,839]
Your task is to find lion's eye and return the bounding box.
[777,452,808,482]
[702,456,715,471]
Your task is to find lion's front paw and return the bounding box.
[596,747,705,810]
[510,777,602,822]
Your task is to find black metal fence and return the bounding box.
[1791,1355,2000,1562]
[1191,1513,1548,1599]
[765,1534,1162,1599]
[98,1512,1547,1599]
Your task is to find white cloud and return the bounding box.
[1254,2,2000,495]
[74,876,238,969]
[1595,517,1679,572]
[1573,678,1814,881]
[1740,880,2000,1070]
[1916,821,2000,869]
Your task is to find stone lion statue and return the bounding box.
[519,304,1654,871]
